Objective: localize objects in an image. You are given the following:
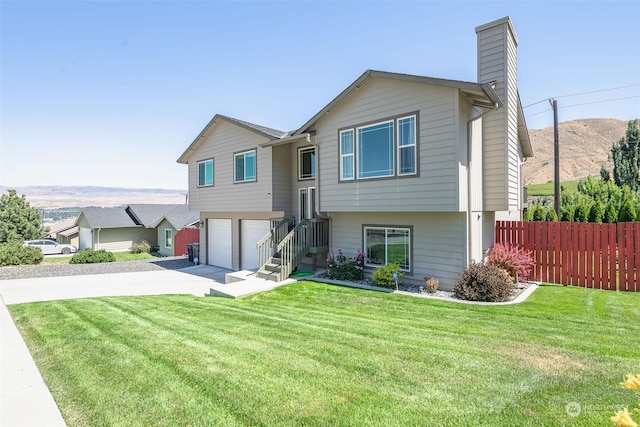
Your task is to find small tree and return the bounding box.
[604,200,618,223]
[0,190,46,243]
[545,207,558,222]
[589,200,605,223]
[611,119,640,192]
[618,196,637,222]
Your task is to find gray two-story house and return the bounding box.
[177,17,533,289]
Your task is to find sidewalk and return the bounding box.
[0,265,292,426]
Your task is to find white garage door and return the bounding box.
[208,219,232,269]
[240,220,271,270]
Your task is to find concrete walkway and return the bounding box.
[0,265,293,426]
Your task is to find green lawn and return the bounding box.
[9,283,639,426]
[41,251,158,264]
[527,180,579,196]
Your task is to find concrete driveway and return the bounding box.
[0,265,229,305]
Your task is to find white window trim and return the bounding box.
[363,226,411,271]
[164,228,173,249]
[397,115,417,176]
[234,150,257,183]
[340,114,417,182]
[339,129,354,181]
[298,147,316,180]
[356,119,395,180]
[197,159,214,187]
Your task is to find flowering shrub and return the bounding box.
[487,242,535,282]
[611,374,640,426]
[453,262,515,302]
[326,249,365,281]
[130,240,152,254]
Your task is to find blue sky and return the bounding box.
[1,1,639,190]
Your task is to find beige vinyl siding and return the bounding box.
[187,121,274,213]
[94,228,157,252]
[314,78,461,213]
[199,211,284,271]
[330,212,466,290]
[271,144,294,216]
[157,219,177,257]
[477,18,520,212]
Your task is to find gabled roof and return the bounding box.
[177,114,286,164]
[153,205,199,229]
[77,204,194,229]
[126,204,179,228]
[58,226,79,237]
[293,69,502,135]
[48,217,78,235]
[78,207,139,229]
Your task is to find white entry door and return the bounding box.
[79,227,92,250]
[208,219,232,269]
[240,220,271,270]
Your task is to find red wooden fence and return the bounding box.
[174,228,200,257]
[495,221,639,292]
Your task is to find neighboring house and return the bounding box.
[47,217,79,248]
[177,17,533,289]
[75,204,197,253]
[153,205,200,257]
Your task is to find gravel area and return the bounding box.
[0,256,195,280]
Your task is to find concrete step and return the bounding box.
[256,270,281,282]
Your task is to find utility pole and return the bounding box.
[550,98,560,218]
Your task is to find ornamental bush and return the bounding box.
[487,242,535,282]
[0,242,44,266]
[453,262,515,302]
[70,249,115,264]
[372,263,404,288]
[130,240,151,254]
[326,249,364,281]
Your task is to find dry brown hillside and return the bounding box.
[524,118,631,185]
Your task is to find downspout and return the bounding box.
[307,134,333,256]
[466,104,499,264]
[97,228,101,250]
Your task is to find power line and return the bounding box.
[523,83,640,108]
[524,95,640,119]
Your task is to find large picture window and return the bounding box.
[197,159,214,187]
[298,147,316,180]
[340,114,417,181]
[234,150,256,183]
[364,226,411,271]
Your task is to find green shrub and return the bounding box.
[0,242,44,266]
[70,249,115,264]
[372,263,404,288]
[487,242,535,282]
[453,262,515,302]
[130,240,151,254]
[326,249,364,281]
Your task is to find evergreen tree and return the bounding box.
[574,201,590,222]
[618,196,637,222]
[611,119,640,192]
[603,200,618,223]
[532,204,545,221]
[588,199,604,223]
[0,190,46,243]
[545,207,558,222]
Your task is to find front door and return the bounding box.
[299,187,316,221]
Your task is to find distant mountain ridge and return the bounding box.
[0,185,187,208]
[524,118,633,185]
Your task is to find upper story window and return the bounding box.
[298,147,316,180]
[339,113,417,181]
[197,159,214,187]
[234,149,256,183]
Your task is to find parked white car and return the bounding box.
[23,239,77,255]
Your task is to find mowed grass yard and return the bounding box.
[9,282,640,426]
